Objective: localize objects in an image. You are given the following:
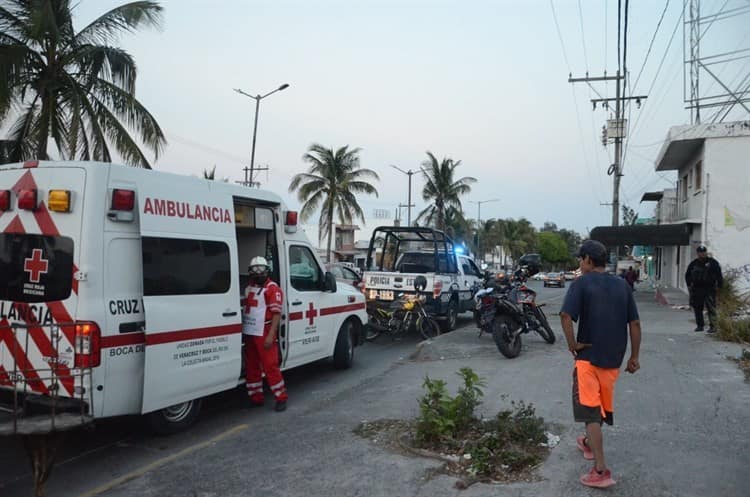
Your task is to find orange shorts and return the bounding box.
[572,360,620,425]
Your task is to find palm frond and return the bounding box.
[75,1,163,46]
[91,78,166,160]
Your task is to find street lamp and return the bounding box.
[391,165,416,226]
[234,83,290,186]
[468,198,500,259]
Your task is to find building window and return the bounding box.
[695,161,702,191]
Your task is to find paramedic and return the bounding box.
[242,256,288,412]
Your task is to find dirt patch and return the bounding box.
[354,414,555,489]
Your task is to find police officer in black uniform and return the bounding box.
[685,245,723,333]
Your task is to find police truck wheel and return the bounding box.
[441,300,459,332]
[146,399,202,435]
[333,320,356,369]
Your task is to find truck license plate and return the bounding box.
[369,289,394,301]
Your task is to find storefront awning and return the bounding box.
[590,223,691,246]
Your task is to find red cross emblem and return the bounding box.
[245,291,260,313]
[24,249,49,283]
[305,302,318,325]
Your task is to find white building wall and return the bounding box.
[704,136,750,292]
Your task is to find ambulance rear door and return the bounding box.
[136,180,242,413]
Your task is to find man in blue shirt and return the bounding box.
[560,240,642,488]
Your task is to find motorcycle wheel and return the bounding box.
[533,307,556,344]
[364,323,381,342]
[417,316,441,340]
[492,317,522,358]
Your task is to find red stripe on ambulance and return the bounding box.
[101,333,145,348]
[145,324,241,346]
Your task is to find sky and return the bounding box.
[61,1,750,244]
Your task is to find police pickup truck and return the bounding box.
[362,227,483,331]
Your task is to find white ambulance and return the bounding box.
[0,161,367,434]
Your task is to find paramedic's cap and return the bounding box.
[697,245,708,253]
[575,240,607,261]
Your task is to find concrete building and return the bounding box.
[651,121,750,293]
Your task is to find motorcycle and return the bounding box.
[365,275,440,342]
[475,267,556,358]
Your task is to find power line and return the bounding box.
[631,0,671,93]
[549,0,605,205]
[549,0,572,71]
[577,0,589,71]
[622,1,686,157]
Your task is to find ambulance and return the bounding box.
[0,161,367,434]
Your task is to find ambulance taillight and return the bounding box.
[0,190,10,211]
[18,189,37,211]
[108,189,135,222]
[74,322,101,368]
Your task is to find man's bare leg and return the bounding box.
[585,421,606,471]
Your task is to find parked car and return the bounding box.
[543,272,565,288]
[531,272,547,281]
[564,271,576,280]
[327,263,362,288]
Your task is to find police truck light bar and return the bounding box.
[18,189,37,211]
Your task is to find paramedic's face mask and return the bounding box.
[249,265,269,285]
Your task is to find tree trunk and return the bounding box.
[35,95,51,160]
[326,207,334,264]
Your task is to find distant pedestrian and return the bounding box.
[625,266,636,290]
[560,240,642,488]
[685,245,723,333]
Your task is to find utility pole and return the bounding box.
[468,198,500,259]
[236,164,269,187]
[569,72,647,227]
[391,165,416,226]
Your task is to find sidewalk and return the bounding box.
[95,287,749,497]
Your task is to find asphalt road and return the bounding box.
[0,282,568,497]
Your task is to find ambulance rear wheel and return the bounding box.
[333,320,356,370]
[146,399,202,435]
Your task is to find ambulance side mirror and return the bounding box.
[323,271,337,293]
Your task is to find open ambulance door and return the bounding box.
[137,184,242,414]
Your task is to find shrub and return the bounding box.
[717,270,750,343]
[415,367,486,446]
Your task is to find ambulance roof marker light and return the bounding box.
[107,189,135,222]
[48,190,71,212]
[285,210,298,234]
[0,190,11,211]
[18,189,37,211]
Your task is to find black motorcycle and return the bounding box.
[475,268,556,358]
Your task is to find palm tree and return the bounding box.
[0,0,166,168]
[289,144,379,263]
[416,151,476,232]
